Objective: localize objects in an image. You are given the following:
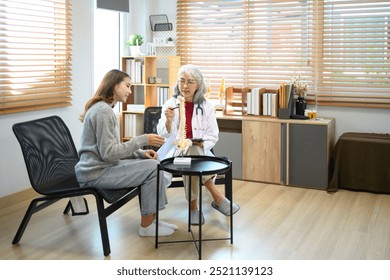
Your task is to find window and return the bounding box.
[0,0,72,115]
[317,1,390,108]
[94,6,123,113]
[177,0,390,108]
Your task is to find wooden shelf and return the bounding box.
[120,55,180,141]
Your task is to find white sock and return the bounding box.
[138,223,174,237]
[153,219,178,230]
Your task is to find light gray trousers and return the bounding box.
[80,159,168,216]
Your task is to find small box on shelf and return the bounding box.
[224,87,251,116]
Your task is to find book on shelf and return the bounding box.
[124,104,145,113]
[247,87,265,115]
[125,59,143,84]
[278,83,294,119]
[157,87,169,106]
[147,43,156,55]
[124,113,144,139]
[262,92,268,116]
[278,83,293,109]
[262,92,278,117]
[271,92,277,117]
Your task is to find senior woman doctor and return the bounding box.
[157,64,240,225]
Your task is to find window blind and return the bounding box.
[316,0,390,108]
[177,0,246,99]
[177,0,390,108]
[0,0,72,115]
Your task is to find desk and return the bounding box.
[155,155,233,260]
[328,132,390,193]
[215,112,335,188]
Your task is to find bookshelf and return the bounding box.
[120,55,180,141]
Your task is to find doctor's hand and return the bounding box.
[192,141,204,148]
[165,107,175,121]
[164,107,176,133]
[146,134,165,147]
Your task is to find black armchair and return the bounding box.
[12,115,140,256]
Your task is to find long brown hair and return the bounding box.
[79,69,130,122]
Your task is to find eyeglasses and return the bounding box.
[178,79,197,87]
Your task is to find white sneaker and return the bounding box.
[153,219,178,230]
[138,223,174,237]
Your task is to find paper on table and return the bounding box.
[157,135,175,160]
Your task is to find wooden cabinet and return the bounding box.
[216,112,335,189]
[288,122,335,190]
[242,120,281,184]
[120,55,180,141]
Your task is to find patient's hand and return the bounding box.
[146,133,165,147]
[145,149,158,159]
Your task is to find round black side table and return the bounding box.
[155,155,233,260]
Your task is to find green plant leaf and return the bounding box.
[127,34,144,46]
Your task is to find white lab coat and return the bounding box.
[157,97,219,160]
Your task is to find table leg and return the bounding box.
[198,173,202,260]
[155,164,161,248]
[188,176,191,232]
[226,164,233,244]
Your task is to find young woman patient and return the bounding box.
[75,69,176,237]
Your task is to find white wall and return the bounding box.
[0,0,94,198]
[313,106,390,139]
[126,0,176,55]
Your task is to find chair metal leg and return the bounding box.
[13,198,62,244]
[226,164,234,244]
[12,200,38,244]
[94,196,111,256]
[198,174,202,260]
[63,200,72,215]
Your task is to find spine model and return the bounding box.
[175,96,192,155]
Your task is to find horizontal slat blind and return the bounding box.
[177,0,390,108]
[177,0,248,99]
[247,1,314,89]
[177,0,314,100]
[316,0,390,108]
[0,0,73,115]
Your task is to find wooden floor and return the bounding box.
[1,180,390,260]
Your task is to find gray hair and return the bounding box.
[173,64,206,104]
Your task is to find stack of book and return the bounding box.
[157,87,169,106]
[125,59,143,84]
[246,88,278,117]
[247,87,265,115]
[278,83,294,119]
[124,113,143,138]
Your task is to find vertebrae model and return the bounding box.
[175,95,192,155]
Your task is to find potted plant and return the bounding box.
[127,34,144,56]
[290,75,308,115]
